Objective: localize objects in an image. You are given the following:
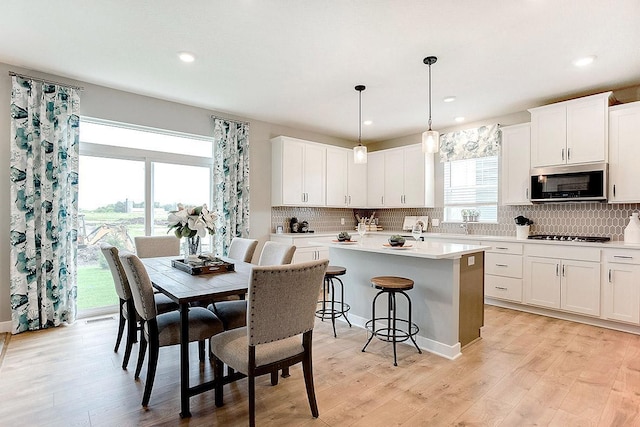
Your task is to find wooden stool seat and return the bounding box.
[325,266,346,277]
[371,276,414,291]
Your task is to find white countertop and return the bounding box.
[272,231,640,250]
[311,235,489,260]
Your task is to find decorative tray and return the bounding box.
[171,256,235,275]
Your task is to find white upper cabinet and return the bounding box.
[326,146,368,207]
[529,92,611,168]
[366,151,386,206]
[500,123,531,205]
[271,136,326,206]
[367,144,434,208]
[608,102,640,203]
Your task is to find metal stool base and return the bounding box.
[315,274,352,337]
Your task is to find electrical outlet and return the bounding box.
[432,218,440,227]
[340,218,345,225]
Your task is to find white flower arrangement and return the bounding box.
[167,204,216,239]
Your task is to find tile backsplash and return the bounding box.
[272,203,640,241]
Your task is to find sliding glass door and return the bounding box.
[78,118,213,315]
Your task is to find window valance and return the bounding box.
[439,124,501,162]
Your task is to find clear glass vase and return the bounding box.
[183,235,201,262]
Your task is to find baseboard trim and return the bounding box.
[337,313,462,360]
[0,321,11,334]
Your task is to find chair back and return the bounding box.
[99,243,131,300]
[134,236,181,258]
[119,251,158,321]
[257,241,296,266]
[227,237,259,263]
[248,259,328,346]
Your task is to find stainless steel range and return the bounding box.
[527,234,610,243]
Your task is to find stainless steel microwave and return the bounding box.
[530,163,607,202]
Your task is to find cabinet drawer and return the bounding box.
[485,253,523,278]
[481,241,523,255]
[485,275,523,302]
[525,244,600,261]
[604,249,640,265]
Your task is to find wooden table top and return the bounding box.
[141,256,251,305]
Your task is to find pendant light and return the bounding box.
[422,56,439,154]
[353,84,367,164]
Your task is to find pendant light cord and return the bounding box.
[358,89,362,144]
[428,62,432,131]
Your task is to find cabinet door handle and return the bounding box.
[526,188,529,199]
[495,264,508,267]
[556,264,560,276]
[613,184,616,197]
[561,148,565,161]
[496,247,509,250]
[562,265,566,277]
[608,268,612,283]
[348,195,351,205]
[495,286,508,290]
[381,196,384,205]
[567,148,571,160]
[613,255,633,260]
[345,195,347,205]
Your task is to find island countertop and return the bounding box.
[311,235,490,260]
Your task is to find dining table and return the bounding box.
[140,255,252,418]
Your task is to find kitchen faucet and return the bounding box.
[460,221,469,234]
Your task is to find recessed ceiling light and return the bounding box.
[454,117,465,123]
[443,96,456,103]
[363,120,373,126]
[178,52,195,63]
[573,55,596,67]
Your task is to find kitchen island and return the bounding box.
[313,235,489,359]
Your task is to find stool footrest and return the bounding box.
[364,318,419,343]
[315,302,351,320]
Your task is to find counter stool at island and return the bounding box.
[315,266,352,337]
[362,276,422,366]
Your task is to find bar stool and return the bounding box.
[362,276,422,366]
[315,265,352,337]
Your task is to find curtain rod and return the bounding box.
[211,115,249,126]
[8,71,84,91]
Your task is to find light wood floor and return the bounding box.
[1,305,640,426]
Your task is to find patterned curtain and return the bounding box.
[439,124,501,162]
[9,76,80,334]
[212,118,250,256]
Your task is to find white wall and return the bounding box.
[0,62,353,328]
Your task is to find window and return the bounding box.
[443,156,498,223]
[77,118,213,314]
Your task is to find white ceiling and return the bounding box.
[2,1,639,143]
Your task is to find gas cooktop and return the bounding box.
[527,234,610,243]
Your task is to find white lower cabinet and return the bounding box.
[603,250,640,324]
[270,235,329,264]
[482,241,523,303]
[524,246,601,317]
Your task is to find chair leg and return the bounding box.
[142,339,159,407]
[302,332,319,418]
[213,357,224,407]
[198,340,205,362]
[135,334,147,380]
[249,373,256,427]
[281,367,290,378]
[114,301,126,352]
[122,319,135,370]
[271,371,279,386]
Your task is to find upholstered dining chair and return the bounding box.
[100,243,179,370]
[118,251,224,407]
[227,237,259,263]
[210,241,297,330]
[209,259,328,427]
[134,235,181,258]
[257,241,296,266]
